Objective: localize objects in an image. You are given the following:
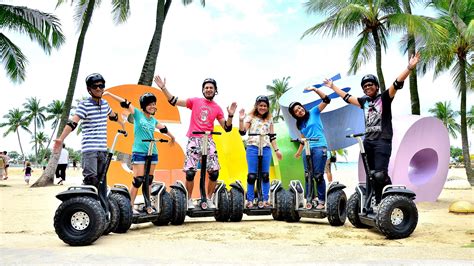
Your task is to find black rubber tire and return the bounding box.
[54,196,106,246]
[110,193,132,233]
[347,192,372,228]
[103,195,120,235]
[214,188,230,222]
[327,189,347,226]
[284,190,301,223]
[152,191,173,226]
[170,188,186,225]
[376,194,418,239]
[271,189,287,221]
[229,188,244,222]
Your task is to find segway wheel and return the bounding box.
[214,189,230,222]
[170,188,186,225]
[110,193,133,233]
[347,192,372,228]
[327,189,347,226]
[54,196,106,246]
[284,190,301,222]
[103,195,120,235]
[376,194,418,239]
[271,189,287,221]
[229,188,243,222]
[152,191,173,226]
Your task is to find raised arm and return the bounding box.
[324,79,360,107]
[153,75,187,107]
[218,102,237,132]
[238,108,249,135]
[304,86,331,112]
[103,91,135,114]
[388,52,421,98]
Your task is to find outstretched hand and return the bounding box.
[53,139,62,154]
[154,75,166,89]
[304,86,315,92]
[239,108,246,120]
[408,52,421,69]
[227,102,237,116]
[323,78,334,89]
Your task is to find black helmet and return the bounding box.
[255,95,269,106]
[202,78,217,89]
[288,101,303,119]
[360,74,379,88]
[139,92,157,110]
[85,73,105,87]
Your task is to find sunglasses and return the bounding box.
[90,84,105,90]
[363,83,375,89]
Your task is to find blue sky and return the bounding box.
[0,0,471,159]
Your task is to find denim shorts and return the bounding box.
[132,152,158,165]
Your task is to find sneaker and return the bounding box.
[57,180,63,185]
[207,198,216,209]
[246,201,254,208]
[263,201,272,208]
[187,199,195,209]
[315,203,325,210]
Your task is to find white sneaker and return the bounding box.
[187,199,195,209]
[207,198,216,209]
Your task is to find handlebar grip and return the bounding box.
[306,138,319,141]
[248,133,277,137]
[118,130,127,137]
[159,139,169,143]
[290,139,301,143]
[345,133,365,138]
[142,139,154,142]
[192,131,222,135]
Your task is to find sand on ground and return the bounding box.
[0,167,473,264]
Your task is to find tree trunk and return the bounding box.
[372,29,386,92]
[44,121,58,151]
[16,129,24,160]
[458,55,473,184]
[32,0,96,187]
[403,0,420,115]
[137,0,169,86]
[34,118,38,161]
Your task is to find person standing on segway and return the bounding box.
[104,91,176,213]
[238,95,282,208]
[324,52,420,204]
[53,73,123,187]
[288,86,331,210]
[153,75,237,209]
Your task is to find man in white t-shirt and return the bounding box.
[56,144,69,185]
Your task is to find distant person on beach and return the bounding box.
[72,160,78,170]
[238,95,282,208]
[2,151,9,180]
[56,144,69,185]
[154,75,237,209]
[54,73,123,188]
[288,86,331,210]
[23,161,33,185]
[0,153,5,180]
[104,90,176,213]
[324,52,420,203]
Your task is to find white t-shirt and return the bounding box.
[58,149,69,165]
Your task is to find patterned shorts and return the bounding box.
[183,137,220,172]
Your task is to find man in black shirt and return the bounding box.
[324,52,420,203]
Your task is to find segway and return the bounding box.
[346,133,418,239]
[229,133,287,222]
[169,131,230,224]
[54,129,132,246]
[131,138,173,226]
[284,138,347,226]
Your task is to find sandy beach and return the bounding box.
[0,166,473,264]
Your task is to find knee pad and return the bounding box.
[208,171,219,181]
[314,173,324,184]
[132,176,144,188]
[185,170,196,181]
[373,171,391,186]
[262,172,270,183]
[247,173,257,185]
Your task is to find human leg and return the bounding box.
[245,146,258,204]
[311,147,327,209]
[131,153,146,211]
[261,147,272,204]
[82,151,100,187]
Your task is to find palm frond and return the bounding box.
[0,33,27,83]
[111,0,130,24]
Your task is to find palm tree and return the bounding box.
[33,0,131,187]
[0,4,65,83]
[23,97,47,161]
[137,0,206,85]
[420,0,473,182]
[466,105,474,129]
[30,131,49,163]
[266,76,291,122]
[428,101,461,139]
[302,0,444,92]
[0,108,31,160]
[44,100,64,151]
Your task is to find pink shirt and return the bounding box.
[186,97,225,137]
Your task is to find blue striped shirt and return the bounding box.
[75,98,112,152]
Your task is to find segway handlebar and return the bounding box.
[142,139,169,143]
[192,131,222,135]
[345,133,365,138]
[248,133,276,137]
[118,129,127,137]
[291,137,319,143]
